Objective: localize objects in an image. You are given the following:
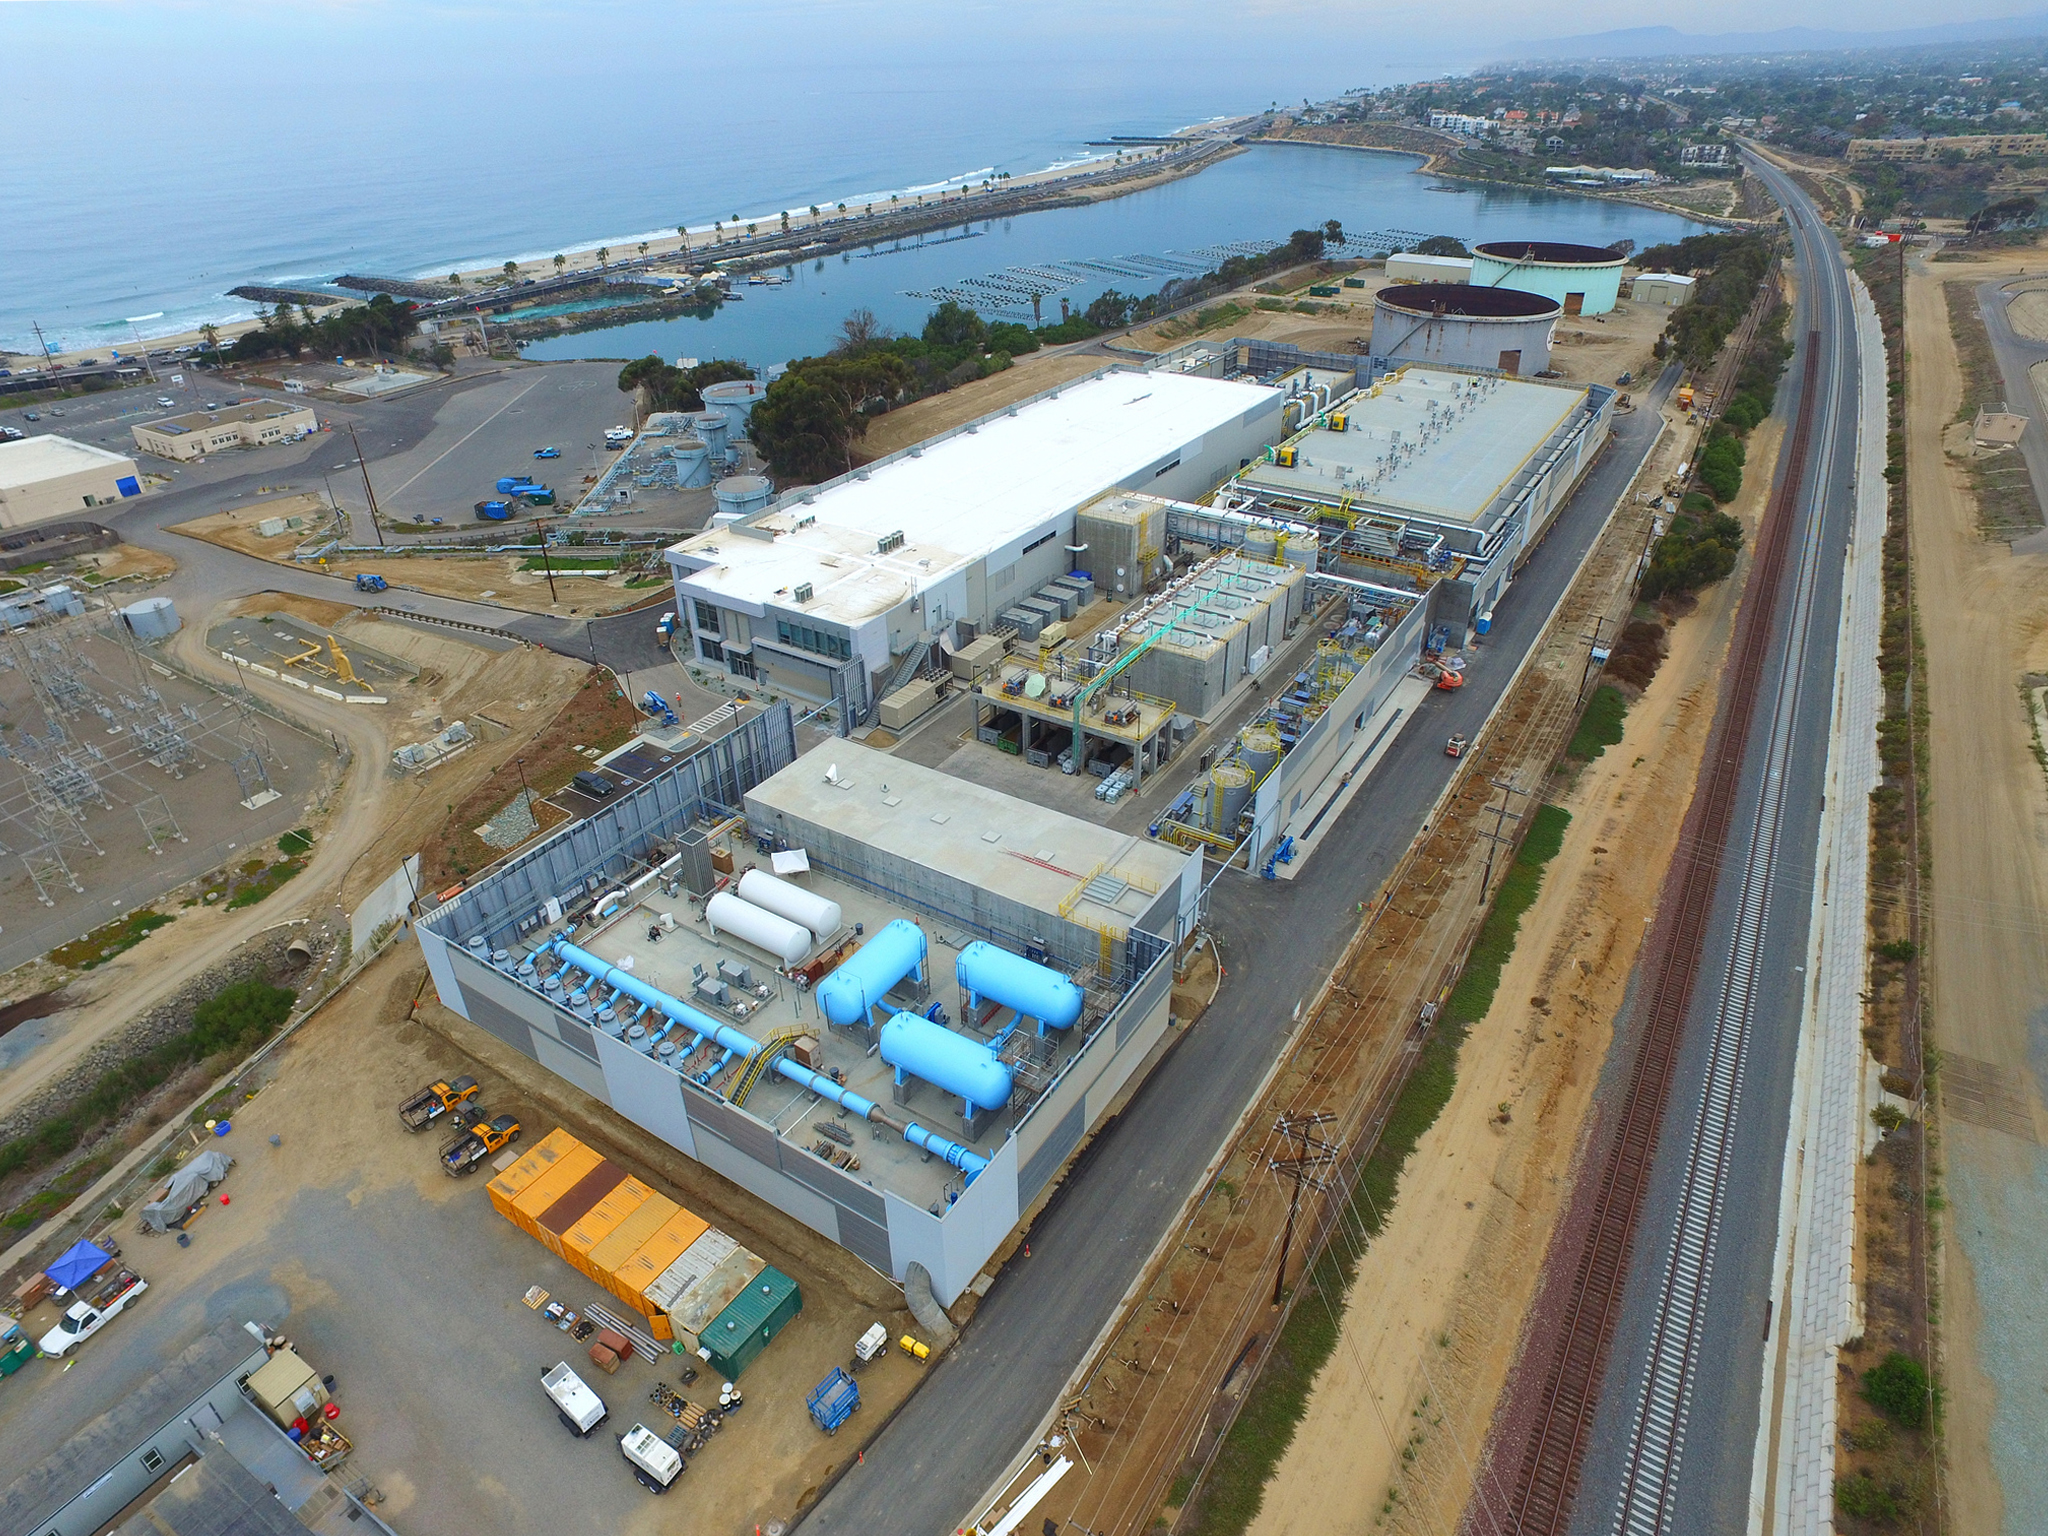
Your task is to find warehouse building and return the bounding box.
[416,714,1199,1306]
[0,436,141,527]
[1631,271,1696,306]
[131,401,319,462]
[1371,282,1562,375]
[665,367,1283,719]
[1224,364,1614,623]
[1470,239,1626,316]
[1385,251,1473,284]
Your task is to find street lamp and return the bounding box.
[124,313,163,382]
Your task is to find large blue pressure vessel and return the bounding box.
[880,1012,1014,1112]
[955,941,1084,1033]
[817,919,926,1027]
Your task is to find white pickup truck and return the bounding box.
[541,1361,608,1436]
[39,1270,147,1357]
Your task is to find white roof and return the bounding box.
[0,436,135,491]
[669,369,1274,625]
[1390,252,1473,269]
[1635,271,1696,286]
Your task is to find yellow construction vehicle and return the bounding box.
[398,1075,479,1132]
[440,1111,520,1176]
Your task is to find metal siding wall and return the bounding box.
[417,921,467,1019]
[530,1031,607,1100]
[777,1141,887,1225]
[837,1207,894,1272]
[688,1125,842,1242]
[462,984,544,1058]
[685,1089,780,1165]
[1019,1099,1086,1200]
[594,1030,699,1157]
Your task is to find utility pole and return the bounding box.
[535,520,559,603]
[346,421,386,548]
[1477,776,1527,904]
[1268,1111,1339,1308]
[30,321,56,381]
[1575,615,1611,703]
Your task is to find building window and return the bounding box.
[698,636,725,663]
[142,1448,165,1472]
[774,619,850,660]
[693,599,720,633]
[1023,529,1059,553]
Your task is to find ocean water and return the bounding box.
[521,143,1708,367]
[0,1,1685,360]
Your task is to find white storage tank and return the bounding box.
[119,595,180,639]
[735,868,843,941]
[691,410,732,464]
[714,474,774,518]
[1470,240,1625,316]
[705,892,811,965]
[1371,283,1562,376]
[701,379,768,441]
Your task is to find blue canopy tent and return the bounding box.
[45,1240,110,1290]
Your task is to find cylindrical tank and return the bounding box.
[670,438,714,489]
[714,474,774,518]
[120,595,180,639]
[817,919,926,1027]
[1370,283,1562,376]
[955,941,1083,1032]
[1470,240,1625,317]
[1207,760,1254,835]
[880,1011,1014,1112]
[701,378,768,440]
[1238,724,1282,781]
[691,411,732,464]
[735,869,842,941]
[705,892,810,966]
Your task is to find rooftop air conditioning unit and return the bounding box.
[794,582,814,603]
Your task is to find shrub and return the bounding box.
[1835,1472,1902,1523]
[1567,685,1629,761]
[1696,434,1745,503]
[1862,1351,1930,1428]
[1877,938,1917,962]
[1641,507,1743,601]
[189,979,296,1059]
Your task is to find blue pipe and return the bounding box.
[546,937,989,1181]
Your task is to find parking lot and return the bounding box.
[0,946,927,1535]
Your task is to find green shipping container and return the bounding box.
[699,1267,802,1381]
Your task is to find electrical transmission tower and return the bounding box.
[135,793,188,855]
[230,696,279,806]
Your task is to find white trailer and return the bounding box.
[542,1361,608,1436]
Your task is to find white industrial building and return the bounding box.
[665,367,1283,719]
[0,437,142,528]
[1385,252,1473,284]
[1632,271,1697,306]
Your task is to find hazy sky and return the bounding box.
[3,0,2045,94]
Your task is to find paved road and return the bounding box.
[800,369,1680,1535]
[1563,155,1865,1536]
[1969,274,2048,536]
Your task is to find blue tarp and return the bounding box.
[45,1240,109,1289]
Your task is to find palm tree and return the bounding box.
[837,202,847,215]
[553,254,566,274]
[503,260,518,279]
[596,246,609,267]
[747,222,757,236]
[713,221,723,243]
[809,204,819,223]
[199,322,220,353]
[638,241,649,259]
[449,272,463,287]
[780,211,791,233]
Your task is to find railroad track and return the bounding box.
[1498,335,1827,1536]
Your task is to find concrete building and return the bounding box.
[0,1319,393,1536]
[1371,282,1562,375]
[0,436,141,527]
[132,401,319,462]
[1848,133,2048,162]
[1385,252,1473,284]
[1470,240,1625,316]
[1225,364,1614,623]
[415,715,1199,1305]
[1632,271,1697,306]
[665,367,1282,719]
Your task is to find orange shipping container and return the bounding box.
[526,1161,624,1259]
[587,1193,677,1281]
[508,1145,603,1249]
[610,1207,713,1313]
[487,1129,586,1220]
[562,1177,654,1270]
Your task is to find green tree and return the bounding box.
[1412,234,1470,257]
[750,352,914,482]
[503,260,518,279]
[1324,218,1345,245]
[596,246,609,267]
[921,301,986,351]
[1085,290,1137,329]
[617,356,755,413]
[638,241,649,259]
[1862,1352,1931,1429]
[553,254,566,275]
[449,272,463,287]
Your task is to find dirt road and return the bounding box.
[1246,426,1762,1536]
[1904,248,2048,1535]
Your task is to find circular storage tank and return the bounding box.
[880,1011,1014,1112]
[701,378,768,440]
[1370,283,1562,376]
[670,438,714,489]
[691,410,732,463]
[1238,724,1282,780]
[735,869,843,941]
[120,595,180,639]
[705,891,811,966]
[714,474,774,519]
[1469,240,1625,317]
[1207,760,1255,835]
